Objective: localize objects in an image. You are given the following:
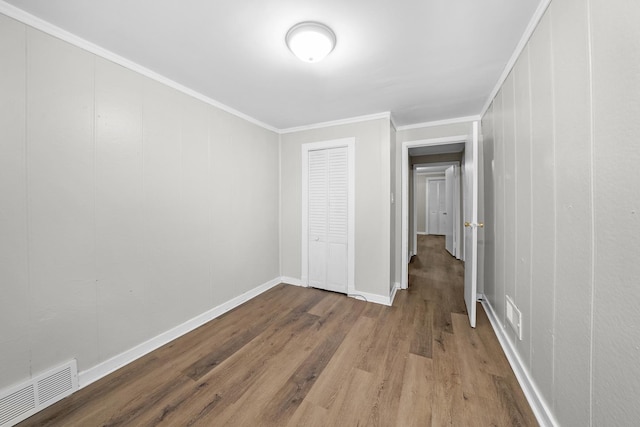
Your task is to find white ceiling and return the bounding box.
[3,0,543,130]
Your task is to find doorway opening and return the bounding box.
[401,122,480,327]
[412,162,462,261]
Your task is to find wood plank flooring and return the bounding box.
[19,235,537,426]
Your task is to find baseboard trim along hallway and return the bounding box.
[77,276,399,392]
[78,277,283,389]
[481,297,558,427]
[19,235,537,426]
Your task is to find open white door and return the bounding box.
[463,122,479,328]
[444,166,454,255]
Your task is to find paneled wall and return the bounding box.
[0,14,279,389]
[482,0,640,425]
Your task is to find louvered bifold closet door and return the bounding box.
[307,147,348,293]
[308,149,328,288]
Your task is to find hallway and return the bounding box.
[407,234,537,425]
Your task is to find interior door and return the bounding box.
[445,166,455,255]
[427,179,440,234]
[427,179,446,235]
[463,122,479,327]
[437,180,447,234]
[307,147,348,294]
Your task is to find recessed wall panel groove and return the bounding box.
[513,46,533,366]
[527,11,556,405]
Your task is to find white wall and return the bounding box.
[0,15,280,390]
[389,124,397,290]
[280,119,391,299]
[481,0,640,425]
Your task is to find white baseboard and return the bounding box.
[481,297,558,427]
[280,276,395,307]
[78,277,282,389]
[349,290,392,306]
[279,276,307,287]
[389,283,400,305]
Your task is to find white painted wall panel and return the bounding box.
[208,110,240,305]
[513,48,533,364]
[0,14,280,393]
[590,0,640,424]
[527,11,556,404]
[26,28,99,373]
[480,0,640,424]
[550,0,593,423]
[492,90,506,325]
[502,73,517,345]
[178,96,215,317]
[142,80,185,335]
[248,124,280,287]
[94,58,149,359]
[0,14,30,387]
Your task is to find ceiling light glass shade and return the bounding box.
[286,22,336,63]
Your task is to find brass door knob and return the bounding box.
[464,222,484,228]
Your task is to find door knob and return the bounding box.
[314,237,319,241]
[464,222,484,228]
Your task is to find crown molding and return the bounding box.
[389,114,398,131]
[279,112,392,134]
[395,115,480,132]
[480,0,553,118]
[0,1,279,133]
[2,0,550,136]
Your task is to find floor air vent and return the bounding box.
[0,360,78,427]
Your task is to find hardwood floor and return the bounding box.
[20,235,537,426]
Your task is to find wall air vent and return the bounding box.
[505,295,523,340]
[0,360,78,427]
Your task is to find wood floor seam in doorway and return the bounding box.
[19,235,537,426]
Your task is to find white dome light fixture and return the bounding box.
[286,21,336,63]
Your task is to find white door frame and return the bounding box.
[301,137,355,295]
[401,135,468,290]
[412,163,458,255]
[454,165,462,260]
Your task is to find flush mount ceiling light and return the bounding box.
[286,21,336,63]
